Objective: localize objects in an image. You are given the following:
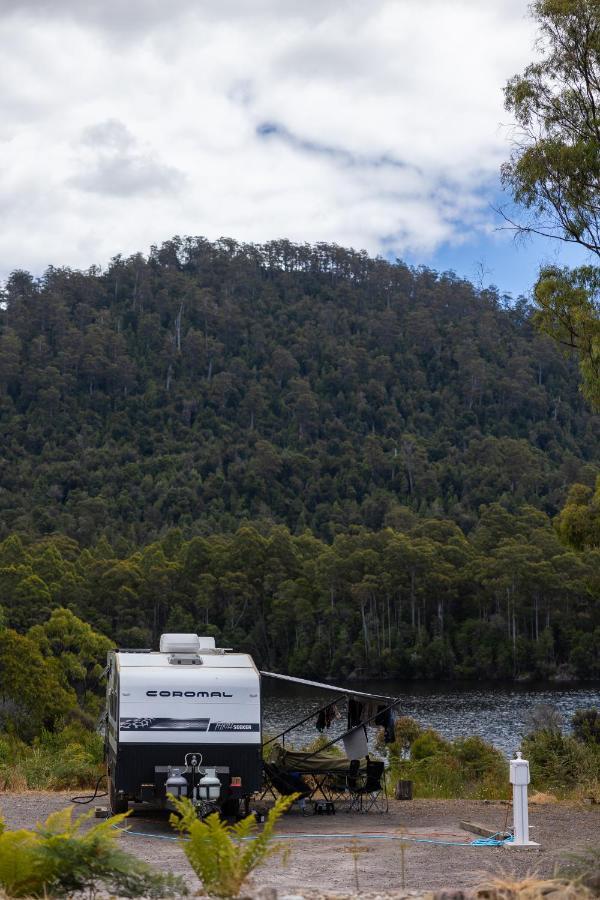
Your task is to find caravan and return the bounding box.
[105,634,262,816]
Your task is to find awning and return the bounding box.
[260,671,398,703]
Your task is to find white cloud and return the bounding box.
[0,0,536,277]
[71,119,185,196]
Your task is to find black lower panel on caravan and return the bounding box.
[108,741,262,801]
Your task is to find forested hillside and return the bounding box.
[1,237,599,545]
[1,238,599,683]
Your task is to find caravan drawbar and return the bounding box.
[105,634,262,816]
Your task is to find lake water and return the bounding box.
[262,679,600,757]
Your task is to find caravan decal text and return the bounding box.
[146,690,233,698]
[208,723,260,731]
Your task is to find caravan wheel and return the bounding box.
[220,798,241,820]
[108,776,128,814]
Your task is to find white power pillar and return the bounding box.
[507,752,539,848]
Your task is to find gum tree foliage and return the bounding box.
[554,478,600,548]
[0,512,598,687]
[0,238,599,546]
[28,608,113,716]
[0,627,76,740]
[503,0,600,406]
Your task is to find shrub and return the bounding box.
[393,716,423,752]
[523,702,563,737]
[387,725,509,800]
[572,708,600,746]
[170,793,297,898]
[523,730,591,791]
[411,729,450,760]
[0,736,30,791]
[0,725,103,790]
[0,807,187,897]
[403,754,465,799]
[453,735,506,782]
[520,706,600,800]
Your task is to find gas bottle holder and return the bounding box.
[185,752,203,769]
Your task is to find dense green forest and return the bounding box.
[0,498,599,700]
[1,238,599,544]
[1,238,599,686]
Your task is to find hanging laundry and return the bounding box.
[343,724,368,760]
[375,706,396,743]
[347,698,364,729]
[348,698,397,742]
[315,703,340,732]
[348,699,381,727]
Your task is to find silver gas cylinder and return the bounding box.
[165,767,188,799]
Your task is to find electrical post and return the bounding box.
[506,752,539,849]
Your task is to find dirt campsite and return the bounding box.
[1,791,598,897]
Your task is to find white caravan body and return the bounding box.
[105,635,262,814]
[114,652,261,745]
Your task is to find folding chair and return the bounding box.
[351,759,388,813]
[261,761,312,812]
[323,758,361,810]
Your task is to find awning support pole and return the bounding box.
[263,694,348,748]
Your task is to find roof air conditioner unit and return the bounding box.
[197,636,216,650]
[160,634,201,654]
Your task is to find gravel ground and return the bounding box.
[0,793,598,896]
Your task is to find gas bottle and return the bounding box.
[199,767,221,801]
[165,768,188,799]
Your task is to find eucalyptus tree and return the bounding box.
[503,0,600,405]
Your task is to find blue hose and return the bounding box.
[113,825,513,847]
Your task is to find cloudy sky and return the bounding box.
[0,0,588,295]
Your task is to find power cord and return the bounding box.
[71,774,108,804]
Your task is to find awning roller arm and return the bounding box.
[260,671,397,703]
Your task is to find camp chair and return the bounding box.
[323,758,361,810]
[350,759,388,813]
[261,761,312,811]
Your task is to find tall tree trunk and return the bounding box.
[175,302,184,353]
[361,602,369,660]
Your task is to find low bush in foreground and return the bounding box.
[473,875,595,900]
[0,806,186,897]
[559,846,600,897]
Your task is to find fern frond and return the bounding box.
[231,815,257,841]
[170,792,298,897]
[0,804,183,898]
[0,829,48,897]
